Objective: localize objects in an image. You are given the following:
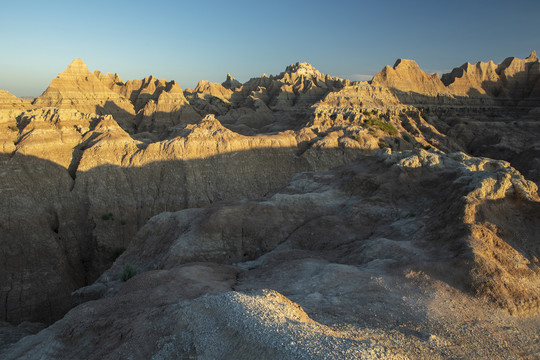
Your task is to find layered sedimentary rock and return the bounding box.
[372,59,448,95]
[3,150,538,359]
[373,51,540,109]
[497,51,540,105]
[442,60,502,96]
[186,62,356,134]
[32,59,136,125]
[0,107,373,324]
[1,53,540,358]
[0,90,30,110]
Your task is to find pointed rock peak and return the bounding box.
[194,80,212,91]
[393,59,421,70]
[528,50,538,61]
[285,62,321,77]
[144,75,157,83]
[165,80,183,93]
[222,73,242,90]
[185,114,230,134]
[112,73,124,83]
[61,58,91,76]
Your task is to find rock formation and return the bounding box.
[373,51,540,109]
[32,59,136,125]
[221,73,242,90]
[372,59,449,95]
[0,90,30,110]
[2,150,539,359]
[0,53,539,358]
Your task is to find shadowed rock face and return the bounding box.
[0,107,375,324]
[2,150,538,359]
[101,149,540,315]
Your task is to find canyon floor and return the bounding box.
[0,53,539,359]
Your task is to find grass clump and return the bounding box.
[120,263,136,282]
[362,118,398,136]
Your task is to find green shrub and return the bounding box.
[362,118,398,136]
[362,110,372,116]
[101,213,114,221]
[120,219,126,225]
[352,135,362,143]
[120,263,136,282]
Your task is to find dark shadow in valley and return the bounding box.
[0,145,362,325]
[2,143,539,327]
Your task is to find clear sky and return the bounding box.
[1,0,539,96]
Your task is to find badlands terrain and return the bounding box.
[0,52,539,359]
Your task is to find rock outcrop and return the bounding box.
[0,90,30,110]
[3,150,539,359]
[373,51,540,109]
[32,59,136,125]
[221,73,242,90]
[0,107,371,324]
[442,60,502,96]
[1,53,540,358]
[186,62,356,134]
[372,59,449,95]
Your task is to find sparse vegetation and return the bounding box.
[403,134,412,143]
[362,110,372,116]
[101,212,114,221]
[352,135,362,143]
[362,118,398,136]
[120,263,136,282]
[378,141,390,149]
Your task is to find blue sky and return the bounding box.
[1,0,538,96]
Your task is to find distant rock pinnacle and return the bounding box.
[222,73,241,90]
[60,59,91,77]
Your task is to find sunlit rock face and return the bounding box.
[32,59,136,125]
[372,51,540,109]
